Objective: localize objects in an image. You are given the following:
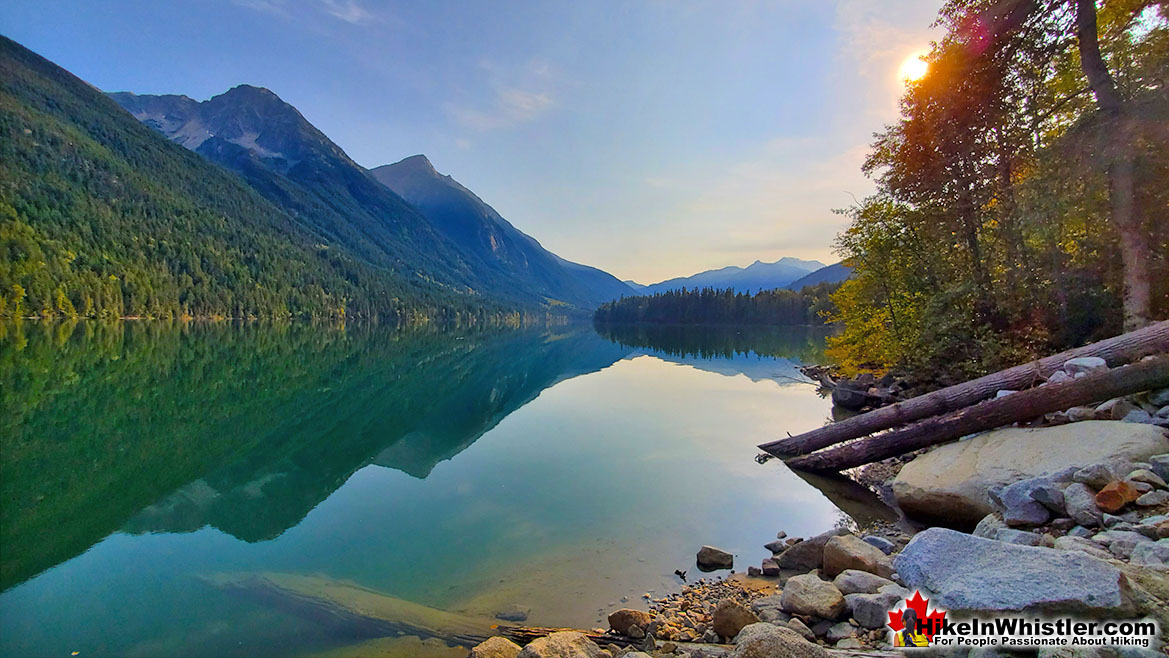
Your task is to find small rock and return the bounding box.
[627,625,645,640]
[1052,536,1112,560]
[1074,464,1114,490]
[471,636,523,658]
[1064,356,1107,376]
[861,535,895,554]
[760,558,780,577]
[776,531,788,539]
[1097,398,1139,421]
[1031,483,1067,516]
[1128,469,1168,489]
[1128,480,1154,494]
[1149,389,1169,407]
[993,528,1046,546]
[1067,406,1098,422]
[1064,483,1102,527]
[1049,517,1075,532]
[608,609,652,636]
[1095,480,1141,513]
[1137,490,1169,507]
[991,477,1055,526]
[1123,409,1155,424]
[780,573,846,619]
[746,566,762,577]
[835,638,863,649]
[696,546,733,571]
[763,540,786,554]
[973,513,1007,539]
[825,621,855,642]
[1068,525,1095,538]
[1151,455,1169,483]
[1047,370,1073,385]
[786,617,815,641]
[833,569,895,595]
[712,599,759,640]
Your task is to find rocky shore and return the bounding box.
[469,368,1169,658]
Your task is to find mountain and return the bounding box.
[785,261,853,290]
[0,36,497,321]
[370,155,632,306]
[638,257,825,296]
[110,89,629,310]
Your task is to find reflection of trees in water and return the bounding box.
[0,320,627,591]
[593,322,834,363]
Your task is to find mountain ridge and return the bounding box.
[634,256,825,296]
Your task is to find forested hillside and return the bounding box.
[593,283,837,326]
[0,36,512,322]
[828,1,1168,378]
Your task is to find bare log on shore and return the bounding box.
[761,321,1169,458]
[784,354,1169,473]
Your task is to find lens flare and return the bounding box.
[900,54,929,82]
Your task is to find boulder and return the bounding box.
[833,569,895,595]
[785,617,815,641]
[822,535,895,578]
[472,636,523,658]
[832,384,873,411]
[780,573,846,619]
[893,528,1134,615]
[712,599,759,640]
[495,604,531,622]
[1064,483,1103,527]
[845,590,903,629]
[516,631,603,658]
[1129,539,1169,569]
[697,545,733,571]
[763,540,786,554]
[892,422,1169,527]
[729,623,827,658]
[991,477,1054,526]
[826,621,855,642]
[760,558,780,577]
[1096,481,1142,513]
[774,528,850,571]
[607,609,651,636]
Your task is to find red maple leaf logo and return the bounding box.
[887,591,947,641]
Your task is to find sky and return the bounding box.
[0,0,943,284]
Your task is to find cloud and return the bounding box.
[231,0,381,26]
[445,59,560,132]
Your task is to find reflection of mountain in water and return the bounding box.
[0,322,629,590]
[595,324,833,384]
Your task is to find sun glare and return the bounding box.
[900,54,929,82]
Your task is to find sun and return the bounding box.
[899,54,929,82]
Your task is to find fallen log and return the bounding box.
[784,354,1169,472]
[761,320,1169,457]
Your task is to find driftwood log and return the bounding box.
[761,320,1169,457]
[784,354,1169,472]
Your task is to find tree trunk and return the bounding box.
[1075,0,1150,330]
[783,354,1169,473]
[760,321,1169,457]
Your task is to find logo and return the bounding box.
[887,591,947,647]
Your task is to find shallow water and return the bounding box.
[0,321,866,657]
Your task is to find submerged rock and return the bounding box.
[892,422,1169,527]
[893,528,1134,615]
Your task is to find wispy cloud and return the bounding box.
[445,59,559,132]
[231,0,381,26]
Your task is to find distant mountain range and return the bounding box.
[109,85,631,310]
[630,257,832,296]
[784,261,853,290]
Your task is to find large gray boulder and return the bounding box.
[516,631,603,658]
[729,623,828,658]
[893,528,1134,615]
[892,422,1169,527]
[774,528,850,571]
[780,573,846,619]
[696,545,734,571]
[833,569,895,595]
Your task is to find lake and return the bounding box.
[0,321,884,657]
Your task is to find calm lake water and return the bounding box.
[0,321,886,657]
